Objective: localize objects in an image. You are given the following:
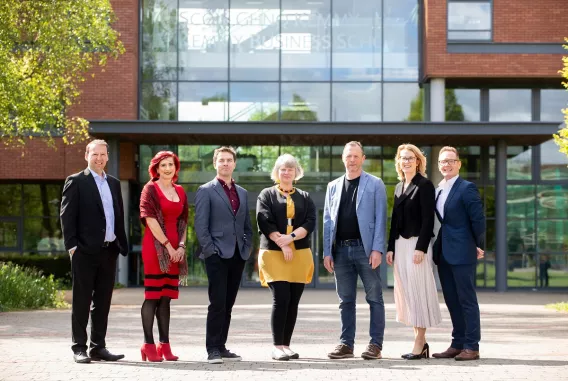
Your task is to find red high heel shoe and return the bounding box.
[157,342,179,361]
[140,343,163,362]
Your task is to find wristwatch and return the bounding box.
[290,232,297,240]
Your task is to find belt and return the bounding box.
[336,239,363,247]
[102,241,114,248]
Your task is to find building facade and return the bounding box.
[1,0,567,291]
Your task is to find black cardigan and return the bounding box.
[387,173,436,255]
[256,186,316,251]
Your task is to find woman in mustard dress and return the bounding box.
[256,154,315,361]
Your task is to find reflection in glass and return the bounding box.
[537,220,568,252]
[141,0,178,80]
[0,185,22,216]
[24,218,64,253]
[540,89,568,122]
[244,210,261,283]
[383,0,419,80]
[317,209,334,285]
[281,0,331,81]
[541,255,568,287]
[537,185,568,219]
[507,185,535,219]
[362,146,382,178]
[506,219,535,255]
[235,146,279,183]
[383,83,421,121]
[448,2,491,41]
[489,89,531,121]
[540,139,568,180]
[23,184,63,217]
[186,204,208,285]
[447,31,491,40]
[486,219,495,251]
[140,82,177,120]
[178,82,228,121]
[332,83,381,121]
[229,83,279,121]
[332,0,381,81]
[507,254,536,287]
[382,146,398,183]
[280,146,331,187]
[447,89,480,121]
[281,83,330,121]
[178,0,229,80]
[507,146,532,180]
[0,221,18,248]
[456,146,481,181]
[230,0,280,80]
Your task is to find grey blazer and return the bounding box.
[194,178,253,260]
[323,171,387,258]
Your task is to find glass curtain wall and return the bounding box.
[140,0,423,122]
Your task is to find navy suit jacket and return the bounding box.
[433,177,485,266]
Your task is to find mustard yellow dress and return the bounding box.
[258,187,314,287]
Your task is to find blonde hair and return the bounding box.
[439,146,460,159]
[86,139,108,154]
[395,144,427,181]
[270,154,304,182]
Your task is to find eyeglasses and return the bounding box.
[399,156,416,163]
[438,159,460,165]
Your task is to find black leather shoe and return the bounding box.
[402,343,429,360]
[89,348,125,361]
[73,351,91,363]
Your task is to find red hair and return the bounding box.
[148,151,180,183]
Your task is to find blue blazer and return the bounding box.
[323,171,387,258]
[194,178,253,260]
[433,177,486,266]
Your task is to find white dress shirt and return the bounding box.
[436,175,459,219]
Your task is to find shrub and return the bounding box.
[0,254,71,288]
[0,262,67,312]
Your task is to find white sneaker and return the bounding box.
[271,348,290,361]
[283,348,299,359]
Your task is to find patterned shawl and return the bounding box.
[139,181,189,278]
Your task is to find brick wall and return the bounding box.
[424,0,567,79]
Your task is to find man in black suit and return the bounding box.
[60,139,128,363]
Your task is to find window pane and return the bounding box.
[485,186,495,218]
[279,146,331,186]
[540,139,568,180]
[179,0,229,80]
[537,185,568,219]
[331,0,381,81]
[486,219,495,251]
[506,219,534,253]
[456,146,481,181]
[0,185,21,216]
[541,89,568,122]
[383,83,422,121]
[382,146,398,183]
[448,3,491,30]
[383,0,419,81]
[178,83,228,121]
[23,184,63,217]
[537,220,568,252]
[362,146,382,178]
[447,31,491,41]
[23,218,64,253]
[229,83,279,121]
[234,146,279,183]
[332,83,381,122]
[447,89,480,121]
[0,220,18,248]
[507,185,535,219]
[140,82,177,120]
[540,254,568,288]
[281,83,330,121]
[489,89,531,121]
[281,0,331,81]
[141,0,178,80]
[229,0,280,80]
[507,146,532,180]
[507,254,536,287]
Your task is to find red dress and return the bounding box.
[142,182,184,299]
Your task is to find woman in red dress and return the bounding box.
[139,151,188,362]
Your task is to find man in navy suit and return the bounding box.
[432,146,485,361]
[195,146,253,364]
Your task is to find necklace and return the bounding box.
[276,185,295,195]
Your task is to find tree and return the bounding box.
[553,38,568,159]
[0,1,124,146]
[406,89,465,121]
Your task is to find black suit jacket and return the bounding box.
[387,173,435,256]
[60,168,128,256]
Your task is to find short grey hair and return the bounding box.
[270,154,304,182]
[86,139,109,154]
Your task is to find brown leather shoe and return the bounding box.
[455,349,480,361]
[432,347,462,359]
[327,344,354,359]
[361,344,382,360]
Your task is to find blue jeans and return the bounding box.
[333,245,385,349]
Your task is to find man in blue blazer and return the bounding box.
[195,146,253,364]
[432,146,485,361]
[323,141,387,360]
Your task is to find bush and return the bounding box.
[0,254,71,288]
[0,262,67,312]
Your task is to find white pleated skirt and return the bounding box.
[393,236,442,328]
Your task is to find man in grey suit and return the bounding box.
[195,146,253,364]
[323,141,388,360]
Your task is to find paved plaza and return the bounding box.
[1,288,567,381]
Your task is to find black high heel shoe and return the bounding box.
[401,343,429,360]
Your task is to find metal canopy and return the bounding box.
[89,121,562,146]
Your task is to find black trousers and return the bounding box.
[204,248,246,353]
[268,281,305,346]
[71,245,118,353]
